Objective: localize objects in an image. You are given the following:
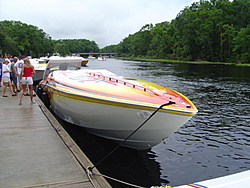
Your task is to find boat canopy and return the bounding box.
[43,57,82,79]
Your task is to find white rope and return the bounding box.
[86,166,97,188]
[88,171,172,188]
[90,171,146,188]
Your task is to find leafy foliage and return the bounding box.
[0,20,99,57]
[53,39,99,56]
[0,20,54,57]
[114,0,250,63]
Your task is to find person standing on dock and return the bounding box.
[10,57,19,93]
[15,56,24,91]
[18,58,36,105]
[0,54,3,87]
[2,59,16,97]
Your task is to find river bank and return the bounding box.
[116,57,250,66]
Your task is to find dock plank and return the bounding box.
[0,89,111,188]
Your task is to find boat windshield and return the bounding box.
[43,64,80,79]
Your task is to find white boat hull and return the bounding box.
[50,93,192,150]
[175,170,250,188]
[98,57,106,61]
[38,62,197,150]
[32,69,44,81]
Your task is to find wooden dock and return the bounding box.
[0,89,111,187]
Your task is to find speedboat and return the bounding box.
[175,170,250,188]
[81,58,89,66]
[98,56,106,61]
[88,55,96,59]
[30,58,48,81]
[37,58,198,150]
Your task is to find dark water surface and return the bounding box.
[56,58,250,187]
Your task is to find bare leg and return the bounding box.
[19,84,27,104]
[2,82,8,96]
[29,84,34,102]
[8,81,15,95]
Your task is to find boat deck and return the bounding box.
[0,89,111,187]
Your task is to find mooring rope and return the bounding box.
[88,169,146,188]
[88,101,176,173]
[87,167,172,188]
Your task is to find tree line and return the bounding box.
[0,20,54,57]
[103,0,250,63]
[0,20,100,57]
[1,0,250,63]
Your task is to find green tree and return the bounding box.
[233,24,250,63]
[0,20,54,57]
[53,39,99,56]
[148,22,173,58]
[232,0,250,30]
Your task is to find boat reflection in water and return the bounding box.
[37,57,198,150]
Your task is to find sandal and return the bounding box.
[2,95,8,97]
[24,93,30,96]
[12,93,17,96]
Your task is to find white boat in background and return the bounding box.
[98,55,106,61]
[37,57,198,150]
[88,55,96,59]
[30,58,48,81]
[31,56,87,81]
[81,58,89,66]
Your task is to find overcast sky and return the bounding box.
[1,0,195,48]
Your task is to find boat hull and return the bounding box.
[81,59,89,66]
[49,91,193,150]
[33,69,44,81]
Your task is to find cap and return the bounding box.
[5,59,11,63]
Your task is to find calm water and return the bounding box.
[56,58,250,187]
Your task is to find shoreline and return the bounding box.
[116,57,250,67]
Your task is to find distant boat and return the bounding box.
[87,55,96,59]
[37,57,198,150]
[98,55,106,61]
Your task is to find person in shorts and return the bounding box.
[0,54,3,87]
[2,59,16,97]
[10,57,18,92]
[18,58,36,104]
[15,56,24,91]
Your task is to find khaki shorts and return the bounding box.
[3,77,10,83]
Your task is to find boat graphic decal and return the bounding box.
[45,84,197,116]
[86,72,161,96]
[187,184,208,188]
[136,110,152,119]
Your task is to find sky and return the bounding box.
[0,0,195,48]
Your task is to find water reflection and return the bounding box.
[141,62,250,186]
[57,118,164,187]
[49,59,250,187]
